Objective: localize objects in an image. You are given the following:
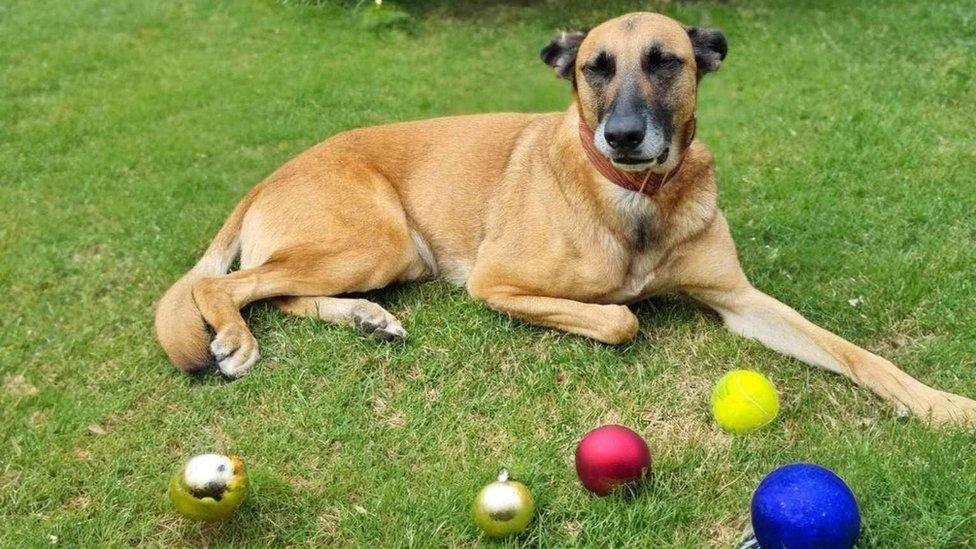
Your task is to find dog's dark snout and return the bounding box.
[604,115,645,151]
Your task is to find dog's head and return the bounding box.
[541,13,726,172]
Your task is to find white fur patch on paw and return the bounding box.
[210,327,259,378]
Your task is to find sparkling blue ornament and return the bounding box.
[751,463,860,549]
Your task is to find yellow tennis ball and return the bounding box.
[712,370,780,434]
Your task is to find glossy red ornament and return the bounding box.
[574,424,651,496]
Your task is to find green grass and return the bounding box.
[2,0,976,545]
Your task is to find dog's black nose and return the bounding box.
[604,115,646,151]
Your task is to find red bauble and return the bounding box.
[574,424,651,496]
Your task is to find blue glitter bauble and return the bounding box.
[751,463,860,549]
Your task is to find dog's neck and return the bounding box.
[577,117,695,198]
[546,106,719,254]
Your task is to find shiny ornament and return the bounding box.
[169,453,248,521]
[711,370,780,434]
[751,463,860,549]
[471,470,534,537]
[575,424,651,496]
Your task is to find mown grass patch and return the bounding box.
[2,0,975,545]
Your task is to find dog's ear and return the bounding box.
[540,30,587,80]
[685,26,727,76]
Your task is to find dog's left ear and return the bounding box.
[685,26,727,76]
[540,30,587,80]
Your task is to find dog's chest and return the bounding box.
[608,245,669,303]
[603,195,672,303]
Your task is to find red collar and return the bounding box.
[577,117,695,197]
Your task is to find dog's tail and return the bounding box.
[154,190,257,372]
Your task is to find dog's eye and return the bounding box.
[583,64,609,78]
[583,52,615,80]
[659,57,683,70]
[644,54,683,75]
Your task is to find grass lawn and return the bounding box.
[3,0,976,545]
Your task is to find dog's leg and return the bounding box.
[273,296,407,342]
[677,215,976,425]
[689,285,976,424]
[468,285,638,344]
[193,244,420,378]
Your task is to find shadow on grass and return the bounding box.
[631,293,716,329]
[237,282,719,349]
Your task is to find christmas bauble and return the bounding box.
[471,470,534,537]
[575,424,651,496]
[169,453,247,521]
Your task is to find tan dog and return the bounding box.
[156,12,975,424]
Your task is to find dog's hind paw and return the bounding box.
[210,325,260,379]
[350,302,407,343]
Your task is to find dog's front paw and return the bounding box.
[923,391,976,427]
[210,325,260,379]
[596,305,639,345]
